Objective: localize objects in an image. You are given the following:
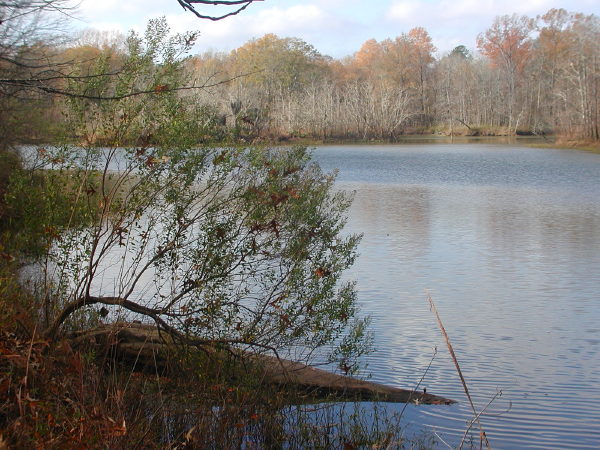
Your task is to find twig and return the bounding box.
[433,430,453,449]
[483,399,513,418]
[398,346,437,421]
[17,325,38,417]
[23,325,37,388]
[458,390,503,450]
[152,345,168,439]
[426,293,491,450]
[1,70,260,101]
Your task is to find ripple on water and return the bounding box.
[313,145,600,449]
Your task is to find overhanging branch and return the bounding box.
[0,69,261,100]
[176,0,264,21]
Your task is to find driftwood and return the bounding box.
[70,322,455,406]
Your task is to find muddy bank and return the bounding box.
[70,322,455,406]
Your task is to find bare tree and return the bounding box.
[477,14,535,131]
[0,0,79,147]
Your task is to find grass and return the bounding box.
[427,294,491,450]
[0,316,441,448]
[529,139,600,154]
[0,265,484,449]
[0,245,436,448]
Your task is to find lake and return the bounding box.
[312,143,600,449]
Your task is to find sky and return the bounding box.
[75,0,600,58]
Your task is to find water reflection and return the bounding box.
[314,145,600,448]
[348,185,431,259]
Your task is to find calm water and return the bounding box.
[312,144,600,449]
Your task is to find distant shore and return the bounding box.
[253,133,551,146]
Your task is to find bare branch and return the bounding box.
[176,0,263,21]
[0,69,260,100]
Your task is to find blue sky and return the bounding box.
[76,0,600,57]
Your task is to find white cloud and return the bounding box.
[175,4,348,55]
[76,2,343,54]
[79,21,129,34]
[255,5,328,31]
[388,0,597,25]
[388,1,419,21]
[73,0,600,58]
[385,0,600,54]
[77,0,119,16]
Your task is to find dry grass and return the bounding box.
[0,309,433,449]
[529,138,600,153]
[427,294,491,450]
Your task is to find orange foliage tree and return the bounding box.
[477,14,535,130]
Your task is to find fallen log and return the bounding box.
[69,322,455,406]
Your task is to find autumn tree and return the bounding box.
[231,34,329,94]
[350,39,384,80]
[178,8,598,141]
[0,0,77,148]
[562,13,600,140]
[437,46,478,134]
[477,14,535,131]
[407,27,437,119]
[227,34,330,137]
[374,28,437,127]
[529,9,573,133]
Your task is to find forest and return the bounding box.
[3,7,599,146]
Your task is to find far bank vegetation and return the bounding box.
[10,8,600,145]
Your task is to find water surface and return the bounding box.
[313,144,600,449]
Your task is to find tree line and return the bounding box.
[3,8,599,144]
[196,8,597,142]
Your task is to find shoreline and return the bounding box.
[18,135,600,153]
[528,140,600,154]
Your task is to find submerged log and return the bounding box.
[250,354,454,404]
[69,322,455,405]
